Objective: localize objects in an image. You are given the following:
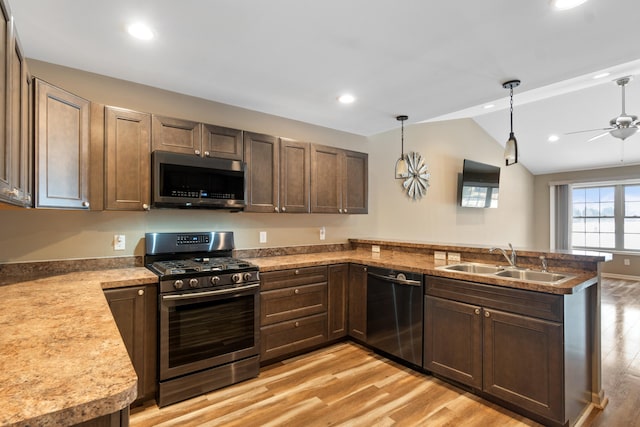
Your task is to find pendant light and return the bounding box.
[395,115,409,179]
[502,80,520,166]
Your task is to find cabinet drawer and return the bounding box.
[261,282,327,326]
[260,266,328,291]
[260,313,328,362]
[425,275,563,322]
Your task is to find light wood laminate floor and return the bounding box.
[131,278,640,427]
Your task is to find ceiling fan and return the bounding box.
[567,76,639,142]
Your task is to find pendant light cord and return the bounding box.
[401,119,404,157]
[509,86,514,134]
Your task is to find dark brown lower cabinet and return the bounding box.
[348,264,367,341]
[104,284,157,406]
[74,408,129,427]
[259,266,328,363]
[424,275,591,426]
[328,264,348,340]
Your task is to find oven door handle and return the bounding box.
[162,283,260,300]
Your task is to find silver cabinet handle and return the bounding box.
[294,321,300,327]
[142,203,150,211]
[194,150,201,156]
[344,208,348,213]
[274,206,279,212]
[138,289,144,296]
[485,311,491,318]
[204,151,210,157]
[82,201,90,208]
[294,288,300,294]
[475,308,480,315]
[339,208,343,213]
[282,207,286,212]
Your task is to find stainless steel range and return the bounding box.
[145,231,260,408]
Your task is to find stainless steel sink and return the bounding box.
[436,263,574,285]
[440,263,504,274]
[494,269,571,283]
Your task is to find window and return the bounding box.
[571,182,640,252]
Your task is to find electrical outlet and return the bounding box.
[447,252,461,263]
[259,231,267,243]
[372,245,381,254]
[320,226,326,241]
[624,258,631,266]
[434,251,447,260]
[113,234,126,251]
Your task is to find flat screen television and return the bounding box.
[459,159,500,208]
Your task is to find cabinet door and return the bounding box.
[104,285,157,405]
[310,144,342,213]
[201,123,243,160]
[348,264,367,341]
[328,264,348,340]
[424,296,483,389]
[483,308,563,422]
[105,107,151,210]
[0,2,9,203]
[151,115,201,155]
[244,131,279,212]
[279,138,309,213]
[9,27,31,207]
[35,79,90,209]
[343,150,367,214]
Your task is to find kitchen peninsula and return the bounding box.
[0,239,607,427]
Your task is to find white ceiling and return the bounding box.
[7,0,640,175]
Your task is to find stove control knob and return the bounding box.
[210,276,220,285]
[231,273,241,283]
[189,278,199,288]
[174,279,184,290]
[243,272,253,281]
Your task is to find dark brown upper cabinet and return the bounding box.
[34,79,90,209]
[310,145,367,214]
[0,7,33,208]
[105,107,151,211]
[244,131,280,212]
[244,133,311,213]
[152,115,242,161]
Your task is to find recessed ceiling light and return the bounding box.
[127,22,155,40]
[593,72,611,80]
[548,134,560,142]
[550,0,588,10]
[483,104,495,109]
[337,94,355,104]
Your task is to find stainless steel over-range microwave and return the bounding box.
[152,150,246,210]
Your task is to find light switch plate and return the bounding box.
[434,251,447,260]
[259,231,267,243]
[114,234,125,251]
[320,226,326,241]
[447,252,461,263]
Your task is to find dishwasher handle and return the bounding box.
[367,271,422,287]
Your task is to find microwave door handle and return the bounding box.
[162,283,259,300]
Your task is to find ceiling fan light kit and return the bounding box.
[568,76,639,142]
[502,79,521,166]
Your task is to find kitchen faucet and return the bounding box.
[489,243,517,268]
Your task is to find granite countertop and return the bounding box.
[0,268,158,427]
[245,250,598,295]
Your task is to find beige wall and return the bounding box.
[367,119,536,248]
[0,61,537,263]
[534,164,640,275]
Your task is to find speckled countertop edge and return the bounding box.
[0,268,158,426]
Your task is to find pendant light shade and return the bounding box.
[395,115,409,179]
[503,80,520,166]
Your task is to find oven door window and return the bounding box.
[167,293,255,368]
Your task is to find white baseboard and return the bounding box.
[601,272,640,281]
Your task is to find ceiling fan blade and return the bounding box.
[587,132,611,142]
[565,127,613,135]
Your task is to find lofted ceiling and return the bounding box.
[7,0,640,175]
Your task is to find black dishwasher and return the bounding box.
[366,266,423,366]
